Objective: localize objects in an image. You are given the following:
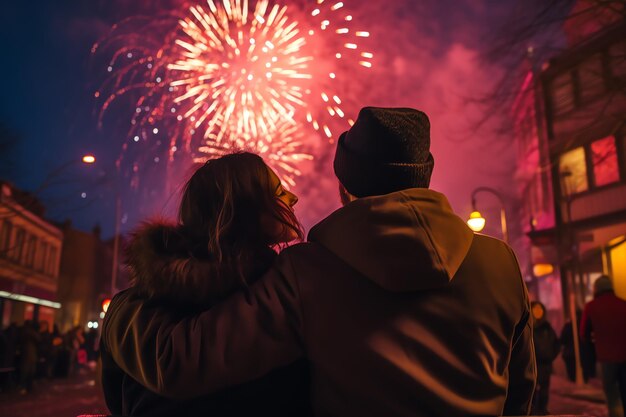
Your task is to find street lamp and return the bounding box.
[82,155,96,164]
[35,154,99,194]
[467,211,486,232]
[467,187,509,243]
[85,156,121,296]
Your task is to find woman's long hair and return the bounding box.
[179,152,303,281]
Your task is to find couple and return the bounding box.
[100,107,536,416]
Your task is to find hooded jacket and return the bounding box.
[532,320,559,365]
[103,189,536,416]
[100,222,310,416]
[580,290,626,362]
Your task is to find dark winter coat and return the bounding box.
[103,189,536,417]
[100,222,311,417]
[19,324,40,369]
[580,291,626,362]
[532,320,559,365]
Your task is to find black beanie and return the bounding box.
[333,107,435,198]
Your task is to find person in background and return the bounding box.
[560,310,596,383]
[37,321,52,378]
[581,275,626,417]
[84,328,98,363]
[531,301,560,415]
[2,323,19,389]
[67,325,85,374]
[49,324,63,378]
[18,320,40,394]
[560,312,578,383]
[0,325,7,391]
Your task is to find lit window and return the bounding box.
[591,136,620,187]
[559,147,588,195]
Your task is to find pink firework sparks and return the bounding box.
[198,117,312,187]
[93,0,373,185]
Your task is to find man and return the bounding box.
[103,107,536,416]
[580,275,626,417]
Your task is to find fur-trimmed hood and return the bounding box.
[125,220,276,311]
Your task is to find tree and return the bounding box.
[475,0,625,135]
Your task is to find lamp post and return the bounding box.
[33,154,96,194]
[559,169,585,385]
[84,155,121,297]
[0,154,97,221]
[466,187,509,244]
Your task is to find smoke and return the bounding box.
[56,0,518,239]
[291,0,516,235]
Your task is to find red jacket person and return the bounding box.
[103,107,536,416]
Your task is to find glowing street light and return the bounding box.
[85,155,122,297]
[82,154,96,164]
[467,187,508,243]
[533,263,554,277]
[467,211,486,232]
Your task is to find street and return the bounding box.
[549,375,609,417]
[0,370,611,417]
[0,370,108,417]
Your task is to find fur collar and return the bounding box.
[125,220,276,311]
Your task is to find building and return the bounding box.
[512,65,563,326]
[55,222,128,333]
[523,16,626,316]
[0,181,63,330]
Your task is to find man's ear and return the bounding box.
[338,183,356,206]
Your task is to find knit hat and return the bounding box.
[593,275,613,296]
[333,107,434,198]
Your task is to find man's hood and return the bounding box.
[308,188,474,292]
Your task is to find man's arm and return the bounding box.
[102,251,305,399]
[502,246,536,416]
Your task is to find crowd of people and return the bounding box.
[0,320,98,394]
[531,275,626,417]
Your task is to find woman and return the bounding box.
[100,152,310,416]
[530,301,560,415]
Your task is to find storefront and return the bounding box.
[0,277,61,330]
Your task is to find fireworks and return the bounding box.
[94,0,373,185]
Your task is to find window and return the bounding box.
[559,147,589,195]
[0,220,12,253]
[25,235,37,267]
[591,136,620,187]
[551,72,575,115]
[47,246,58,276]
[38,242,48,272]
[12,227,25,262]
[21,232,31,265]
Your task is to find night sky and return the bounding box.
[0,0,521,240]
